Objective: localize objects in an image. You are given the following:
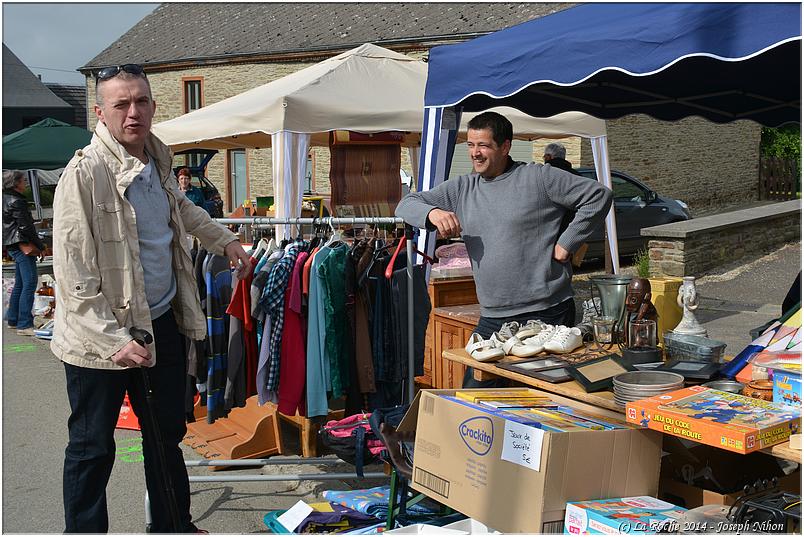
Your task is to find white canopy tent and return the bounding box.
[152,43,612,244]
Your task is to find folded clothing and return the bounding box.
[434,242,470,269]
[322,485,441,519]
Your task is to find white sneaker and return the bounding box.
[490,321,542,357]
[543,326,584,354]
[515,319,550,340]
[465,333,505,362]
[521,324,559,353]
[498,321,520,341]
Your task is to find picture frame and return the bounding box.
[496,356,572,383]
[655,359,720,381]
[568,354,636,392]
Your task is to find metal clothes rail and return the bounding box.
[143,216,419,529]
[217,216,416,404]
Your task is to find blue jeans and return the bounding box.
[6,247,38,329]
[62,309,197,533]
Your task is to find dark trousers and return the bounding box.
[463,298,577,388]
[63,309,195,533]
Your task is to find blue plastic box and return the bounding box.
[564,496,686,534]
[773,370,802,408]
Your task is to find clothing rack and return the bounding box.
[145,216,419,529]
[216,216,416,404]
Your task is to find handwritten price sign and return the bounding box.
[501,420,544,471]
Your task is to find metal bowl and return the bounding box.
[613,371,686,389]
[701,380,745,394]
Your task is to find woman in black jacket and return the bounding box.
[3,170,45,335]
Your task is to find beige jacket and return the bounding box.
[51,122,237,369]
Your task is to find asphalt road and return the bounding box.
[2,240,800,533]
[1,331,385,534]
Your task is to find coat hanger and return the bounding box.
[323,217,344,248]
[250,237,271,261]
[384,228,434,280]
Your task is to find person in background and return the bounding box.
[52,63,252,533]
[3,170,45,336]
[177,167,206,208]
[543,142,581,175]
[396,111,612,387]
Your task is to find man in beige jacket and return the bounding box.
[52,64,251,533]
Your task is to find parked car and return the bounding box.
[575,168,691,258]
[173,149,224,218]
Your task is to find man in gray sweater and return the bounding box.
[396,112,612,384]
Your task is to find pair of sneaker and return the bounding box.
[493,321,583,355]
[465,321,539,362]
[465,320,583,362]
[489,320,552,357]
[535,324,584,354]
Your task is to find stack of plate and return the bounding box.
[612,371,685,407]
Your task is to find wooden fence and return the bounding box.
[759,156,801,201]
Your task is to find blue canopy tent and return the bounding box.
[418,3,802,272]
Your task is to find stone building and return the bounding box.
[80,3,761,215]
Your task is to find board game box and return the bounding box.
[564,496,687,534]
[625,386,800,454]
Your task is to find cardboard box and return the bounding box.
[253,207,274,217]
[398,389,663,534]
[773,370,802,407]
[564,496,687,534]
[625,385,801,454]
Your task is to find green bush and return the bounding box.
[634,247,651,278]
[761,125,801,161]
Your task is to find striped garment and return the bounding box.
[260,240,307,394]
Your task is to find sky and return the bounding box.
[3,3,159,85]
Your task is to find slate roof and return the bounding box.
[45,84,88,128]
[3,44,72,108]
[81,3,572,70]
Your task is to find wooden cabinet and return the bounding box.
[433,318,471,389]
[419,276,478,388]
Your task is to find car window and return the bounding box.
[611,175,646,200]
[577,170,648,201]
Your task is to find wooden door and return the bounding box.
[434,319,469,389]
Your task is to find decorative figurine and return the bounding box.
[624,278,659,347]
[673,276,708,336]
[625,278,659,323]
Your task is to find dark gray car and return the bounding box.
[575,168,691,258]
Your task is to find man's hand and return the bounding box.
[427,208,462,239]
[111,339,153,368]
[224,240,253,280]
[553,243,571,263]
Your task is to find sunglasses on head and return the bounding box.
[95,64,146,81]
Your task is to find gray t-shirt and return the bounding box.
[395,160,612,318]
[124,158,176,319]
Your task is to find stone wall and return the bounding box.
[643,200,801,277]
[580,116,762,216]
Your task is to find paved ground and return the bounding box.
[2,241,800,533]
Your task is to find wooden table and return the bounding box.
[442,347,620,411]
[441,347,801,464]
